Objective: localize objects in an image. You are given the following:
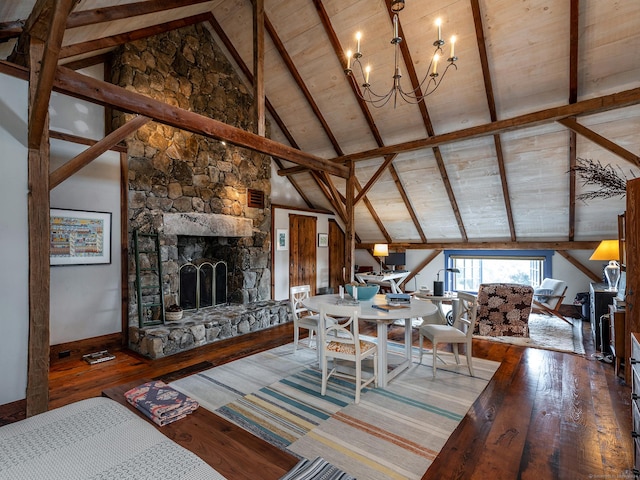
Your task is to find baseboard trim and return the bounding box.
[50,332,124,365]
[0,398,26,426]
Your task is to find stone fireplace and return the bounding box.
[109,23,291,358]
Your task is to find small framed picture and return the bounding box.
[318,233,328,247]
[276,229,288,251]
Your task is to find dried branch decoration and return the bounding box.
[571,157,631,201]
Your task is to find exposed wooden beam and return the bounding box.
[26,38,51,417]
[253,0,265,137]
[357,241,600,250]
[27,0,78,149]
[567,0,580,242]
[335,86,640,163]
[50,129,127,152]
[388,164,428,243]
[355,180,392,244]
[470,0,516,241]
[0,20,24,41]
[310,171,347,224]
[59,13,210,59]
[278,165,310,176]
[66,0,212,29]
[354,155,395,205]
[558,117,640,167]
[345,161,356,281]
[399,249,442,291]
[385,0,464,241]
[51,65,348,177]
[50,115,151,189]
[557,250,600,283]
[60,52,110,70]
[264,12,343,155]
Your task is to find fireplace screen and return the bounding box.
[179,260,227,310]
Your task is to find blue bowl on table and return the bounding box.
[345,284,379,301]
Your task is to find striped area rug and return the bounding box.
[172,342,500,480]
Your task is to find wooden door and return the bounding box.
[289,214,317,294]
[625,178,640,384]
[328,220,346,292]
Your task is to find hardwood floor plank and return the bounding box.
[1,318,631,479]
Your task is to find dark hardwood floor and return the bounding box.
[44,318,633,479]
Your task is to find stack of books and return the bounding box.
[124,380,199,426]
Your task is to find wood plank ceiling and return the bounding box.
[1,0,640,250]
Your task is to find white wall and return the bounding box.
[272,206,341,301]
[48,64,122,344]
[0,73,29,404]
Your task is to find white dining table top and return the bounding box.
[302,293,437,321]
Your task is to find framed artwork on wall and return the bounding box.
[50,208,112,265]
[276,228,288,251]
[318,233,328,247]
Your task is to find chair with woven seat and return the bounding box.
[290,285,321,351]
[418,292,478,378]
[531,278,571,324]
[319,303,377,403]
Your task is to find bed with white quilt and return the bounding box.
[0,397,227,480]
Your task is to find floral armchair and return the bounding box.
[474,283,534,337]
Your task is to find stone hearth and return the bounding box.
[129,300,291,359]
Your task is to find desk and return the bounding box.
[303,293,436,388]
[355,270,411,293]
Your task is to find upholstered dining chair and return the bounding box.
[290,285,321,351]
[418,292,478,379]
[319,303,377,404]
[474,283,534,337]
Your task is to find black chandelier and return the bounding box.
[343,0,459,108]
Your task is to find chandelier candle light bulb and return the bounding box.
[344,1,459,107]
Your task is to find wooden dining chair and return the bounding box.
[289,285,321,351]
[319,303,377,403]
[418,292,478,378]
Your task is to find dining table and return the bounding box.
[302,293,437,388]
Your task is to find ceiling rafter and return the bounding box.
[470,0,516,242]
[558,117,640,167]
[204,13,317,208]
[50,115,151,189]
[51,64,348,176]
[354,155,396,205]
[313,0,425,244]
[358,241,600,250]
[388,164,428,243]
[59,13,210,59]
[385,0,464,241]
[567,0,580,241]
[355,180,393,244]
[334,86,640,163]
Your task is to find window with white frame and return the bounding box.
[444,250,554,293]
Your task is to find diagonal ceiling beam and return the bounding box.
[470,0,516,241]
[334,86,640,163]
[388,164,428,243]
[59,13,210,59]
[50,115,151,189]
[558,117,640,168]
[386,0,462,241]
[51,65,349,177]
[567,0,580,241]
[354,155,396,205]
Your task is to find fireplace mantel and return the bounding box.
[163,213,253,237]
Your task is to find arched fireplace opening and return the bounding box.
[179,260,228,310]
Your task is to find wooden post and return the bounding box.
[345,160,356,282]
[253,0,265,137]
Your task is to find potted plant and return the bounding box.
[165,304,183,321]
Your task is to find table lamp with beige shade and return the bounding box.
[373,243,388,272]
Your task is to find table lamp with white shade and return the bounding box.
[589,239,620,291]
[373,243,388,272]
